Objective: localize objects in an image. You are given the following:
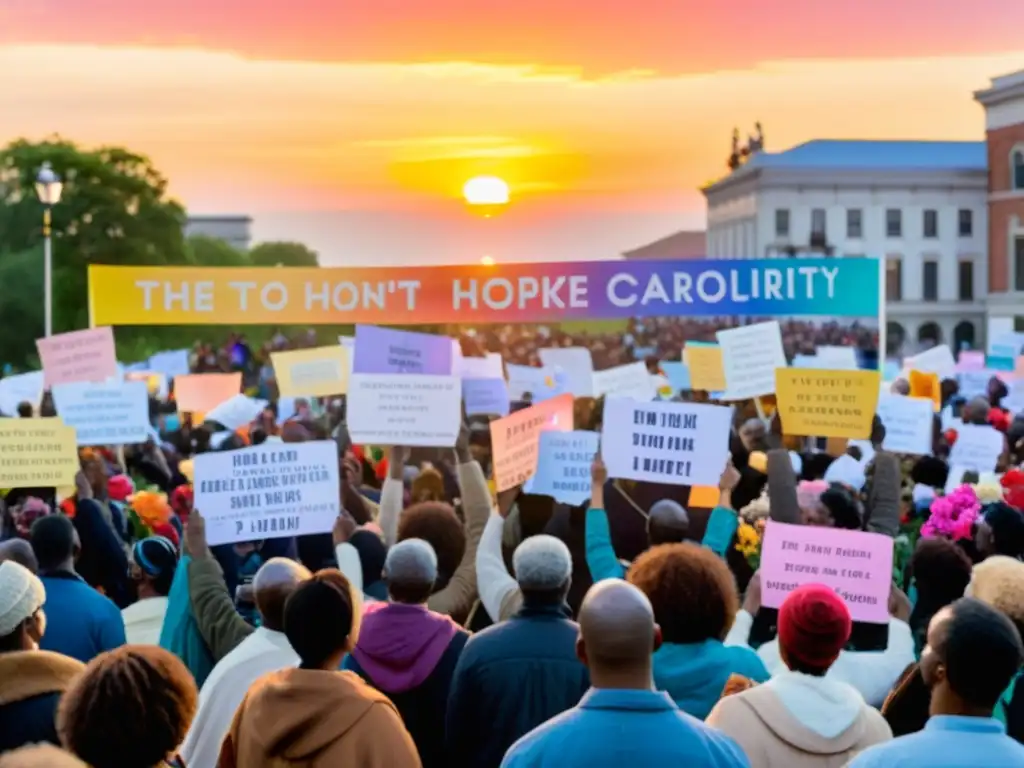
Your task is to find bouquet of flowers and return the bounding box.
[735,519,764,570]
[921,485,981,541]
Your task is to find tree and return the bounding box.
[0,137,188,333]
[186,234,249,267]
[249,241,319,267]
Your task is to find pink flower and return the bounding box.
[922,485,981,541]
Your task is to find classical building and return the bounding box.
[184,215,253,251]
[974,70,1024,332]
[701,140,988,355]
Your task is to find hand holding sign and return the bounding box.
[185,510,209,559]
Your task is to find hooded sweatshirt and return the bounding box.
[217,667,421,768]
[706,670,892,768]
[344,602,470,768]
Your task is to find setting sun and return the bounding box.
[463,176,510,206]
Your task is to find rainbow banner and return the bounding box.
[88,258,881,326]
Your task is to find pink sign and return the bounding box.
[955,350,985,371]
[760,520,893,624]
[36,327,118,388]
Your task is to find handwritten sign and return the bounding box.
[173,373,242,414]
[525,430,600,505]
[457,353,504,380]
[0,371,45,416]
[683,344,727,392]
[194,440,340,546]
[875,394,934,455]
[593,362,654,402]
[346,373,461,447]
[0,418,79,487]
[905,344,956,377]
[352,325,452,375]
[462,378,510,417]
[538,347,594,397]
[490,394,574,492]
[760,520,894,623]
[775,369,881,439]
[716,321,787,400]
[271,346,349,397]
[600,399,732,486]
[51,381,149,446]
[206,394,267,432]
[36,327,118,387]
[506,364,567,402]
[949,423,1004,473]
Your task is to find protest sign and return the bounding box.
[593,362,654,402]
[270,346,349,397]
[688,485,721,508]
[51,380,149,445]
[490,394,574,492]
[957,369,998,400]
[346,374,461,447]
[0,418,79,487]
[875,395,934,455]
[36,327,118,387]
[126,371,169,400]
[89,258,881,326]
[173,373,242,414]
[147,349,191,379]
[352,326,452,375]
[538,347,594,397]
[193,440,340,546]
[716,321,787,400]
[457,353,504,380]
[908,369,941,411]
[956,350,986,371]
[760,521,893,623]
[815,346,860,370]
[905,344,956,377]
[683,344,727,392]
[658,362,691,394]
[206,394,268,431]
[506,364,567,402]
[526,430,600,505]
[0,371,45,416]
[600,399,732,486]
[775,369,880,439]
[949,424,1004,473]
[462,378,510,417]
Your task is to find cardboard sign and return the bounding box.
[173,373,242,414]
[716,322,787,400]
[490,394,574,492]
[271,346,350,397]
[775,369,881,439]
[51,380,150,446]
[193,440,340,546]
[0,418,79,486]
[352,326,453,376]
[760,520,894,624]
[683,344,727,392]
[36,327,118,387]
[346,373,462,447]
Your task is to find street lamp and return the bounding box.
[35,162,63,338]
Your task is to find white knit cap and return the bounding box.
[0,561,46,637]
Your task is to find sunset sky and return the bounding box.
[2,1,1024,264]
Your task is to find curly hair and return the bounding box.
[626,542,739,644]
[968,555,1024,637]
[397,501,466,586]
[57,646,197,768]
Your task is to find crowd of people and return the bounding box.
[4,321,1024,768]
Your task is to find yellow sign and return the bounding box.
[908,369,941,412]
[775,368,881,439]
[0,418,79,487]
[684,345,727,392]
[270,346,350,397]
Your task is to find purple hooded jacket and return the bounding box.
[349,602,459,693]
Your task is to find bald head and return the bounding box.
[253,557,312,631]
[648,500,690,545]
[0,539,38,573]
[579,580,658,671]
[965,397,991,425]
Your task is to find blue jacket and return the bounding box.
[848,715,1024,767]
[653,640,769,719]
[447,603,590,768]
[501,688,750,767]
[38,571,126,663]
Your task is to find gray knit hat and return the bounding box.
[0,561,45,637]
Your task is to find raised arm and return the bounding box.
[379,446,409,548]
[766,448,801,524]
[702,460,741,557]
[865,450,900,537]
[585,458,626,581]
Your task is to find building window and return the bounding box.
[958,261,974,301]
[1016,236,1024,292]
[811,208,826,237]
[775,209,790,237]
[1014,150,1024,191]
[886,209,902,238]
[923,260,939,301]
[958,209,973,237]
[886,258,902,302]
[846,209,862,239]
[923,209,938,238]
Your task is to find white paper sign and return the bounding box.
[593,362,655,402]
[526,430,600,505]
[816,346,859,370]
[716,321,787,400]
[905,344,956,377]
[148,349,191,379]
[875,395,934,455]
[538,347,594,397]
[206,394,268,431]
[506,364,566,402]
[194,440,340,546]
[948,424,1004,473]
[957,370,998,400]
[346,373,461,447]
[462,378,510,416]
[458,353,504,380]
[600,399,733,486]
[51,380,150,446]
[0,371,45,416]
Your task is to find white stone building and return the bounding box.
[702,140,988,355]
[184,215,253,251]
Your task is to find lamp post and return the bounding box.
[35,162,63,338]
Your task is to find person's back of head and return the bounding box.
[15,402,33,419]
[57,646,197,768]
[922,597,1024,717]
[967,555,1024,639]
[28,515,76,573]
[0,560,46,652]
[130,536,179,598]
[252,557,312,632]
[777,583,852,676]
[384,538,437,604]
[911,537,973,606]
[577,580,661,688]
[0,539,39,574]
[0,744,87,767]
[397,501,466,590]
[647,500,689,545]
[513,535,572,606]
[283,568,359,670]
